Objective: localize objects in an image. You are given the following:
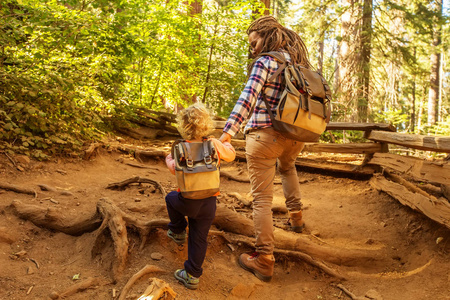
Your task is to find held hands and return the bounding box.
[219,132,232,144]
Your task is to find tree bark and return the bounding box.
[427,0,443,126]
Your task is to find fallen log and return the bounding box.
[368,153,450,186]
[367,131,450,153]
[369,174,450,229]
[230,139,387,154]
[384,170,444,203]
[215,121,397,132]
[117,145,167,160]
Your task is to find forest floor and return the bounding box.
[0,136,449,300]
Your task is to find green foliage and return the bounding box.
[2,0,447,159]
[425,116,450,136]
[0,0,262,157]
[374,109,409,132]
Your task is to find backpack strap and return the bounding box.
[253,51,288,124]
[202,139,213,169]
[258,51,288,81]
[171,139,184,160]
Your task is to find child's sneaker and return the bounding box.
[174,269,199,290]
[167,229,187,245]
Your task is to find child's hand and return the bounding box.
[219,132,232,144]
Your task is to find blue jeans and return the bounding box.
[165,191,216,278]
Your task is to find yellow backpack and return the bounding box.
[171,139,220,199]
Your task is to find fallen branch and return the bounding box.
[49,277,101,299]
[226,192,252,207]
[221,170,250,183]
[118,265,165,300]
[337,284,366,300]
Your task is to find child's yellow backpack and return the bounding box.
[171,139,220,199]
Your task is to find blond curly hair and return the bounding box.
[176,103,214,140]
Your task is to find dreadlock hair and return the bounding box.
[247,16,312,72]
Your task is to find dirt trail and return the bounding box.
[0,140,449,300]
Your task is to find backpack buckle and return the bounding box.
[186,159,194,168]
[204,155,212,165]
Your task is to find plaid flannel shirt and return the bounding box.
[223,51,291,136]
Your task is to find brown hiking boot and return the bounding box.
[287,210,305,233]
[238,252,274,282]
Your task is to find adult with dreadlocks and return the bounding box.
[219,16,313,282]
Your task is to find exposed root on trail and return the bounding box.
[49,277,102,299]
[11,197,385,282]
[91,198,168,281]
[346,259,434,279]
[118,265,166,300]
[0,182,37,197]
[136,278,177,300]
[11,200,101,235]
[106,176,166,196]
[212,230,348,280]
[84,142,102,160]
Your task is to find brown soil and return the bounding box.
[0,138,449,300]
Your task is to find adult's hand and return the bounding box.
[219,132,232,144]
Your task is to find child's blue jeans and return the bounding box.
[165,191,216,278]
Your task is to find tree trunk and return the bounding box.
[262,0,270,15]
[411,47,416,133]
[357,0,372,122]
[337,0,360,121]
[427,0,442,126]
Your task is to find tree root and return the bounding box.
[11,198,168,281]
[11,198,383,282]
[84,142,102,160]
[118,264,165,300]
[137,278,177,300]
[275,249,346,280]
[212,230,346,280]
[0,182,37,197]
[92,198,168,281]
[10,200,102,235]
[212,205,381,267]
[49,277,102,299]
[106,176,166,196]
[346,258,434,279]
